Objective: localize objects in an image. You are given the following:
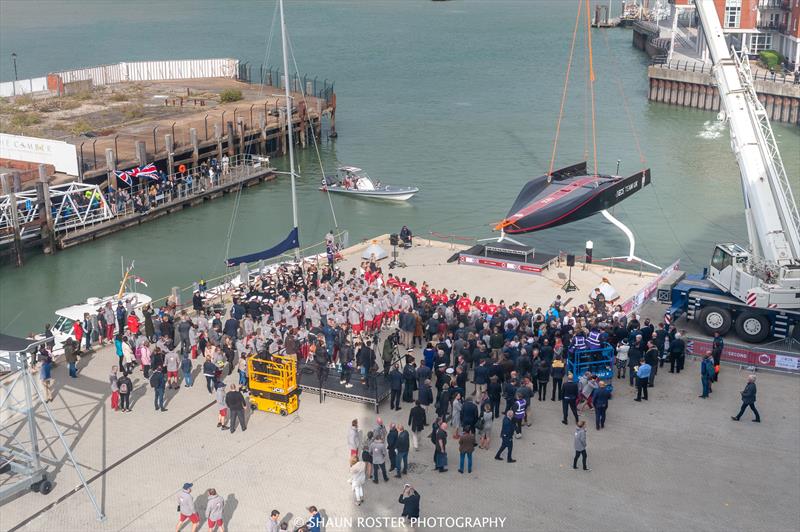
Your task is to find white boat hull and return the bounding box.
[320,185,418,201]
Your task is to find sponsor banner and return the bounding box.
[687,338,799,372]
[0,133,79,176]
[458,254,542,275]
[620,259,681,316]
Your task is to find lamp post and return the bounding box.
[11,52,18,96]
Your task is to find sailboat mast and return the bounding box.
[280,0,300,259]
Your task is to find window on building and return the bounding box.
[750,33,772,52]
[724,0,742,29]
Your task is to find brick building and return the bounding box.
[672,0,800,68]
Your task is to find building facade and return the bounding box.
[672,0,800,68]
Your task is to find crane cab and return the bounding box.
[708,243,753,300]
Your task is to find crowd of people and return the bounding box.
[29,246,764,529]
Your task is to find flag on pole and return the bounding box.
[131,164,160,181]
[115,170,133,187]
[132,276,148,287]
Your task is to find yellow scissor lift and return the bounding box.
[247,354,300,416]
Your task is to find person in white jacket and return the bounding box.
[347,419,363,461]
[349,456,366,505]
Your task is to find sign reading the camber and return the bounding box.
[0,133,79,176]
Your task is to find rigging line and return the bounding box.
[220,1,281,269]
[585,0,599,175]
[583,15,590,161]
[286,28,339,232]
[600,28,647,166]
[547,0,583,177]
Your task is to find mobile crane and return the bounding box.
[664,0,800,343]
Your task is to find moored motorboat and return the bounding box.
[321,166,418,201]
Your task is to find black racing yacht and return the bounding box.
[495,162,651,235]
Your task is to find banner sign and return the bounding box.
[620,259,681,316]
[687,338,800,373]
[0,133,79,176]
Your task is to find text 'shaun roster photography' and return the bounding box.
[1,0,799,531]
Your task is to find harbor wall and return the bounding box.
[647,64,800,125]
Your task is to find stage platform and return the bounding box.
[457,243,558,275]
[297,363,391,413]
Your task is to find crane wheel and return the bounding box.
[40,480,53,495]
[699,306,732,336]
[734,312,770,344]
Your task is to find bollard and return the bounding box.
[1,173,23,266]
[190,128,199,170]
[38,165,55,254]
[135,141,147,167]
[105,148,116,192]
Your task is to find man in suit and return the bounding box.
[670,333,686,373]
[494,410,516,463]
[644,341,659,387]
[593,380,612,430]
[408,400,427,451]
[627,342,642,386]
[389,364,403,410]
[561,374,579,425]
[731,375,760,422]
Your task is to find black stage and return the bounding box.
[456,244,559,274]
[297,363,392,413]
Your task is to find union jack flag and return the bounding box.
[130,164,160,181]
[115,170,133,187]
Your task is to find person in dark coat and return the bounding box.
[399,485,420,518]
[387,424,399,473]
[561,374,579,425]
[418,379,433,415]
[536,360,550,401]
[592,381,612,430]
[627,343,642,386]
[395,424,410,477]
[460,397,479,433]
[732,375,760,422]
[493,410,516,463]
[487,375,502,418]
[408,401,427,451]
[550,357,565,401]
[389,364,403,410]
[669,333,686,373]
[711,332,723,382]
[644,341,659,387]
[402,362,417,402]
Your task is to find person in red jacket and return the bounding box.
[127,314,140,336]
[72,320,84,345]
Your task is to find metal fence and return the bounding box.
[239,63,335,105]
[651,59,800,85]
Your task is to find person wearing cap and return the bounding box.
[175,483,199,532]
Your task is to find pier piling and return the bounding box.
[37,165,56,255]
[105,149,116,192]
[1,173,23,267]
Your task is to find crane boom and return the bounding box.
[695,0,800,265]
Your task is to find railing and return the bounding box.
[54,154,270,240]
[239,63,335,107]
[651,59,799,85]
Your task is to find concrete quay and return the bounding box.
[2,239,798,532]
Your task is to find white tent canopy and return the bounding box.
[362,242,388,260]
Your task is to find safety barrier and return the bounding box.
[686,337,800,374]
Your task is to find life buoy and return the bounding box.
[178,164,187,173]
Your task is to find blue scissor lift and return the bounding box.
[566,343,615,391]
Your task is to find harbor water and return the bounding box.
[1,0,798,335]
